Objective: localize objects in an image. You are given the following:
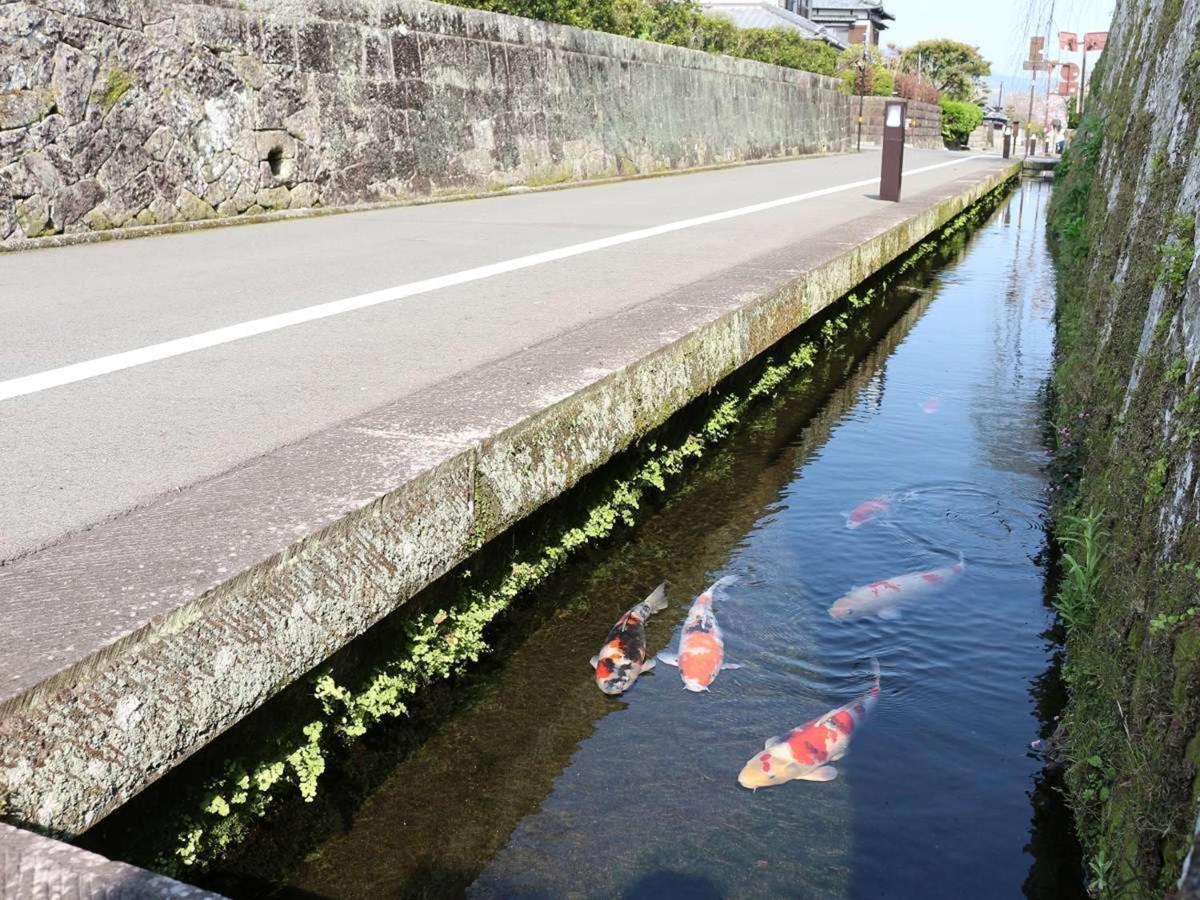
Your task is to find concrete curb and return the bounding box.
[0,161,1020,837]
[0,150,849,255]
[0,823,224,898]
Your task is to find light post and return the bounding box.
[856,49,867,152]
[879,99,906,202]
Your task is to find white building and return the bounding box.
[700,0,847,48]
[795,1,894,46]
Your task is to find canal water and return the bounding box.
[171,178,1083,898]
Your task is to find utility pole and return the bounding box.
[856,46,867,152]
[1022,35,1053,157]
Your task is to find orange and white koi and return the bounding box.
[845,496,891,529]
[921,398,941,414]
[657,576,740,692]
[738,660,880,790]
[828,554,964,620]
[591,583,667,695]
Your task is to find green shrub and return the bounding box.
[450,0,838,76]
[727,27,838,75]
[939,97,982,146]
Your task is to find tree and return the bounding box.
[899,39,990,102]
[836,45,894,96]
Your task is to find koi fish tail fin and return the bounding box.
[708,575,739,601]
[957,551,966,571]
[643,582,668,616]
[869,657,881,688]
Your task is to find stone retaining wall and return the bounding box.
[853,97,943,150]
[0,0,853,247]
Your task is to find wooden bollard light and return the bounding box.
[879,99,906,202]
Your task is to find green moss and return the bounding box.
[1047,13,1200,886]
[524,166,573,187]
[100,67,136,112]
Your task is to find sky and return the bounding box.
[882,0,1117,79]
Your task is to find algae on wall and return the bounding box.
[1046,0,1200,895]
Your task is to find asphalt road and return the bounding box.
[0,149,1006,562]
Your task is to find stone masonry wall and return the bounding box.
[854,97,943,150]
[0,0,854,247]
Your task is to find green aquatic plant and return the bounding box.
[1087,849,1113,894]
[1150,606,1200,634]
[1054,508,1106,636]
[146,178,1017,876]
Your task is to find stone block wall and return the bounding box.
[0,0,854,247]
[853,97,943,150]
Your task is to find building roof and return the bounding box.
[808,0,895,21]
[701,2,848,48]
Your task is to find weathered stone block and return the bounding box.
[259,20,297,67]
[143,125,174,161]
[50,43,98,124]
[14,193,49,236]
[288,181,319,208]
[363,29,393,80]
[298,21,336,74]
[255,184,290,209]
[0,88,55,130]
[254,129,297,160]
[21,149,63,195]
[175,188,216,219]
[390,30,421,79]
[50,176,104,230]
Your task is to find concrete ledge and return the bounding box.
[0,160,1019,836]
[0,823,223,898]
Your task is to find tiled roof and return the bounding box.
[700,2,848,48]
[809,0,895,19]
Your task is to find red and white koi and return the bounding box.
[591,583,667,695]
[738,660,881,790]
[845,496,891,529]
[828,554,965,620]
[658,576,741,692]
[921,398,942,414]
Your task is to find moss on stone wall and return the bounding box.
[1046,2,1200,894]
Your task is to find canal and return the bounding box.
[87,177,1085,898]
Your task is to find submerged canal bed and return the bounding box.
[86,179,1083,897]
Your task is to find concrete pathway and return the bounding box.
[3,149,999,561]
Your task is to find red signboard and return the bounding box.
[1058,80,1079,96]
[1028,36,1045,61]
[1059,31,1079,51]
[1060,62,1080,84]
[1084,31,1108,51]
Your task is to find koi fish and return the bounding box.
[828,554,964,620]
[738,660,880,790]
[658,576,741,692]
[921,398,941,414]
[845,496,891,529]
[591,583,667,695]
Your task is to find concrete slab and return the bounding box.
[0,823,223,898]
[0,150,1019,834]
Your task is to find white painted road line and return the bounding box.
[0,156,983,402]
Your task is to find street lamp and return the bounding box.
[856,49,867,152]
